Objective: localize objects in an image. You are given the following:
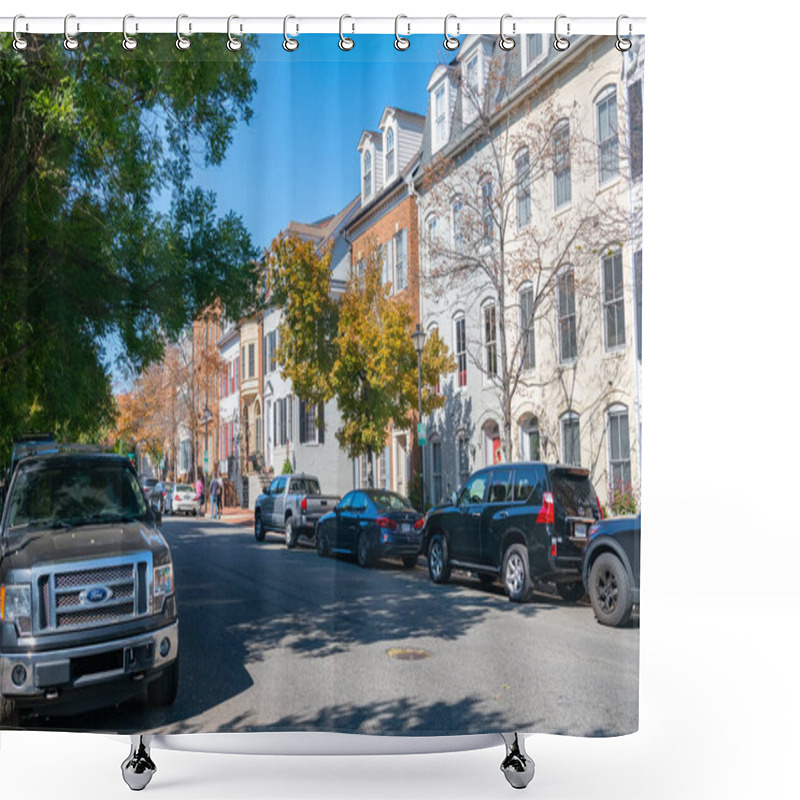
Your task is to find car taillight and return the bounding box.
[175,494,181,501]
[414,518,424,530]
[301,497,307,512]
[536,492,555,524]
[596,495,604,520]
[551,539,558,557]
[376,516,398,530]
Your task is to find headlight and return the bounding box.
[154,563,174,598]
[0,585,32,635]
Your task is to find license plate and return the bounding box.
[401,524,412,533]
[574,523,587,538]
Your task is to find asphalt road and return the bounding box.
[25,515,639,737]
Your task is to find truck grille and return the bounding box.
[33,556,151,634]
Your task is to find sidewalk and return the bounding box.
[211,505,253,526]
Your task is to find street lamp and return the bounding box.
[411,324,427,512]
[201,406,213,478]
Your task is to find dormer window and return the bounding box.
[434,84,447,149]
[363,150,372,197]
[462,49,483,125]
[521,34,546,74]
[385,127,395,180]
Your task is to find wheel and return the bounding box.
[588,552,633,627]
[478,573,496,586]
[401,555,417,568]
[193,509,198,517]
[147,658,179,708]
[316,524,329,557]
[427,533,451,584]
[285,517,298,549]
[502,544,534,602]
[254,510,265,542]
[556,581,585,603]
[356,531,372,568]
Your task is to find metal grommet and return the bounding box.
[227,15,243,51]
[176,14,191,50]
[553,14,570,51]
[395,15,410,51]
[12,14,28,51]
[444,14,460,51]
[498,14,515,51]
[616,15,632,52]
[283,15,299,51]
[63,13,79,51]
[122,14,138,51]
[339,14,354,50]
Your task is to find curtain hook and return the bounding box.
[553,14,570,51]
[339,15,354,51]
[227,15,243,51]
[176,14,191,50]
[122,14,138,51]
[616,15,632,52]
[394,15,410,51]
[283,15,299,51]
[498,14,515,51]
[63,13,79,51]
[444,14,460,51]
[12,14,28,51]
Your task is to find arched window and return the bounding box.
[596,86,619,185]
[607,404,631,490]
[560,411,581,466]
[519,415,541,461]
[552,118,571,208]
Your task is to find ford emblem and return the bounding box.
[81,586,113,605]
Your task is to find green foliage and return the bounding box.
[0,34,261,463]
[281,459,293,475]
[607,481,639,516]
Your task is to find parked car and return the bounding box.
[171,483,199,516]
[582,514,640,627]
[154,481,174,515]
[254,473,340,548]
[316,489,424,568]
[0,448,179,725]
[421,462,603,602]
[140,477,159,506]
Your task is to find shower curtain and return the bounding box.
[0,28,642,741]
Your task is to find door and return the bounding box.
[394,434,408,496]
[480,467,513,565]
[261,477,279,523]
[451,471,490,563]
[270,476,287,527]
[342,491,369,552]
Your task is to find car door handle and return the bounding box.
[497,511,509,519]
[471,512,481,518]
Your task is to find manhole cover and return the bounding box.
[387,648,431,661]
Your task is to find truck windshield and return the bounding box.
[3,460,150,536]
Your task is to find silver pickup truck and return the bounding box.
[253,473,340,549]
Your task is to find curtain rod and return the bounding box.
[1,16,645,37]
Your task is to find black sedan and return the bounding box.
[316,489,424,568]
[582,514,640,627]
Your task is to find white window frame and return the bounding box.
[453,313,467,390]
[392,228,408,292]
[553,118,572,210]
[519,284,535,372]
[596,86,619,186]
[521,33,546,74]
[483,301,498,380]
[384,124,396,181]
[560,411,581,467]
[431,80,450,154]
[519,416,541,462]
[462,48,483,125]
[556,267,577,364]
[602,248,626,352]
[607,404,632,490]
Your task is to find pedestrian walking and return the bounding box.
[209,474,221,519]
[195,471,205,516]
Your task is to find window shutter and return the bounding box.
[318,402,325,444]
[288,395,293,443]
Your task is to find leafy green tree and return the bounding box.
[0,34,262,463]
[267,236,454,484]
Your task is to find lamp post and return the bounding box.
[200,406,213,479]
[411,324,427,512]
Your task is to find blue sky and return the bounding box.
[197,34,453,252]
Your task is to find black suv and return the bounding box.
[422,462,603,602]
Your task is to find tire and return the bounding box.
[285,517,298,549]
[588,552,633,627]
[556,581,585,603]
[316,524,329,557]
[254,510,265,542]
[147,659,179,708]
[356,531,372,568]
[502,544,534,602]
[427,533,451,584]
[401,555,417,569]
[193,509,198,517]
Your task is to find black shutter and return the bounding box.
[318,402,325,444]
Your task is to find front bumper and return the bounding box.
[0,620,179,699]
